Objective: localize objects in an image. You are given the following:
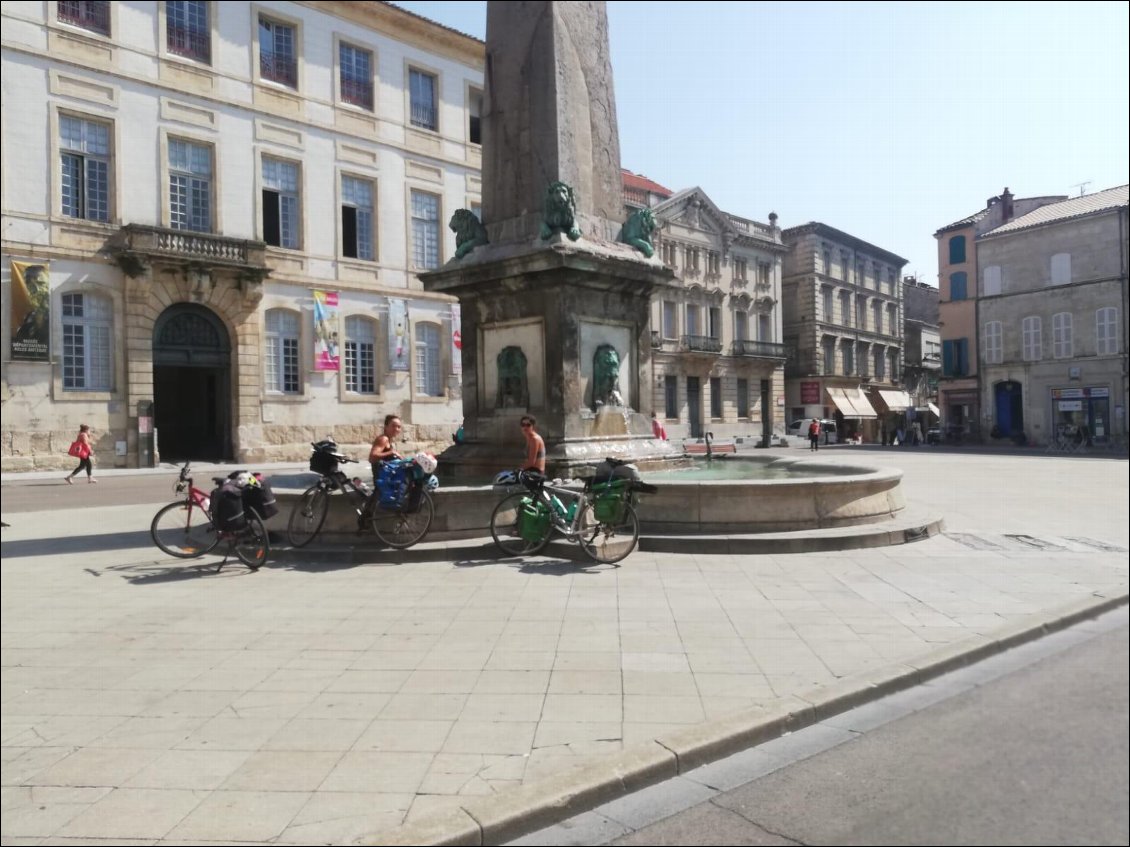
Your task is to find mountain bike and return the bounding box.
[150,463,270,571]
[287,441,436,549]
[489,464,655,564]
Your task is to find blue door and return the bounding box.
[994,381,1023,436]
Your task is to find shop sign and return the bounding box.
[1058,400,1083,411]
[800,381,820,403]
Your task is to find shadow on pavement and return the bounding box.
[2,530,155,558]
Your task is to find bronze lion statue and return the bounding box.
[618,208,657,257]
[449,209,489,259]
[592,343,622,408]
[540,181,582,241]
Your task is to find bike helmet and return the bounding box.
[492,469,519,487]
[425,474,439,491]
[230,471,254,489]
[414,452,438,474]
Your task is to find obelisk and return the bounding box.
[422,0,677,479]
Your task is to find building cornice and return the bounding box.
[781,222,907,267]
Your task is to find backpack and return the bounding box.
[808,421,820,436]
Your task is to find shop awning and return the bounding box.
[928,402,940,416]
[827,387,878,419]
[876,389,913,411]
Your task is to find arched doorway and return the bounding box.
[153,304,232,461]
[994,380,1024,438]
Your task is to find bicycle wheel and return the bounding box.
[489,492,552,557]
[370,492,434,549]
[577,500,639,564]
[287,484,329,548]
[151,500,220,558]
[233,511,269,570]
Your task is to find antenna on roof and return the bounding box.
[1069,181,1091,197]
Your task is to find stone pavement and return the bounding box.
[1,449,1127,845]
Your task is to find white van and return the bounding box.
[787,419,838,444]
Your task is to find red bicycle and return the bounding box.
[150,463,269,570]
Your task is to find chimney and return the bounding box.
[1001,187,1014,222]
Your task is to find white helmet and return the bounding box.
[425,474,440,491]
[230,471,254,489]
[414,452,438,474]
[492,469,519,487]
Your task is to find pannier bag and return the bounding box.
[590,478,630,523]
[242,473,279,519]
[209,481,246,531]
[310,440,345,475]
[376,460,410,510]
[518,497,551,542]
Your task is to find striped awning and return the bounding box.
[827,387,878,419]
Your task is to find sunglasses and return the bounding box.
[520,422,532,428]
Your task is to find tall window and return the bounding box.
[758,262,771,288]
[822,286,833,321]
[662,301,677,339]
[410,190,440,270]
[839,291,851,326]
[167,1,210,63]
[856,298,867,329]
[887,303,897,335]
[1022,316,1042,361]
[262,157,300,249]
[822,336,836,374]
[949,272,967,301]
[60,116,110,222]
[1096,307,1119,355]
[58,1,110,35]
[415,322,442,396]
[409,68,437,131]
[259,16,297,88]
[889,349,900,383]
[62,293,112,390]
[344,316,376,394]
[943,339,968,376]
[984,321,1003,364]
[734,310,748,341]
[873,346,884,380]
[872,301,883,334]
[710,377,722,419]
[736,378,749,418]
[823,249,832,277]
[685,304,700,335]
[758,313,771,341]
[949,235,966,264]
[168,139,212,232]
[664,374,678,419]
[264,309,300,394]
[708,307,721,339]
[1052,312,1073,358]
[341,176,374,260]
[983,265,1002,296]
[468,87,482,144]
[339,43,373,110]
[841,339,854,375]
[733,258,748,282]
[1050,253,1071,286]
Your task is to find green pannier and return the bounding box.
[518,497,551,542]
[591,478,630,524]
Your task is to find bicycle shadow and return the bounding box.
[93,557,261,584]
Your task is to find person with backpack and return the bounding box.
[808,418,821,452]
[64,424,95,484]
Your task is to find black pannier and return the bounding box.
[210,481,246,531]
[310,439,345,475]
[242,474,279,519]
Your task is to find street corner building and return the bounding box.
[1,0,484,470]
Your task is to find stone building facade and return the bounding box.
[933,188,1065,441]
[975,185,1129,446]
[640,187,787,443]
[1,1,485,470]
[781,223,907,443]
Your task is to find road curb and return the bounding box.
[360,590,1129,846]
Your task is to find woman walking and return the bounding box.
[65,424,96,484]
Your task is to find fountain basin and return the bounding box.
[266,455,905,542]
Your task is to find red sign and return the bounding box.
[453,329,462,350]
[800,381,820,404]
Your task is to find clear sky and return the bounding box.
[391,1,1129,283]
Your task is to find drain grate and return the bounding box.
[945,532,1006,550]
[1004,534,1068,551]
[1061,536,1129,553]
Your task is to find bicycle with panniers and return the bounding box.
[287,438,439,549]
[150,463,273,570]
[489,457,656,564]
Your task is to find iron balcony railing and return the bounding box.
[681,335,722,354]
[410,102,438,131]
[731,339,788,359]
[340,78,374,110]
[167,25,211,63]
[260,51,297,87]
[59,0,110,35]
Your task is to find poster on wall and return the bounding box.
[312,290,340,372]
[451,303,462,375]
[10,260,50,362]
[388,298,409,371]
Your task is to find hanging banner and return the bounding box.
[451,303,462,375]
[312,290,340,372]
[388,298,409,371]
[10,260,51,362]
